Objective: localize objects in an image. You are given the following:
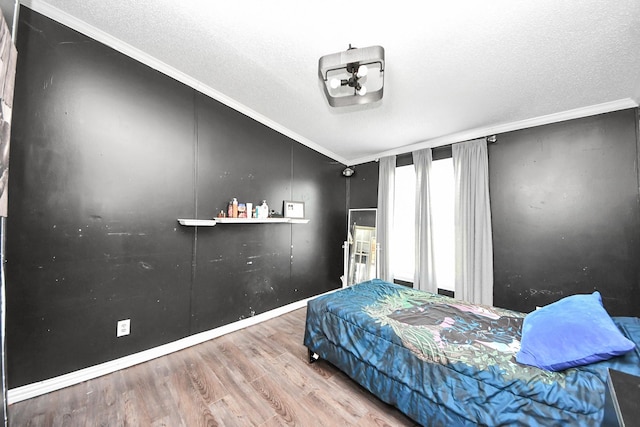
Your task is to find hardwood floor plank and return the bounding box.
[226,328,283,374]
[247,375,296,425]
[206,396,245,426]
[122,362,165,423]
[272,352,320,394]
[166,361,219,427]
[8,308,418,427]
[239,329,281,359]
[181,351,227,406]
[211,335,267,383]
[210,390,274,426]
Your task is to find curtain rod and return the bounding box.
[377,135,498,163]
[441,134,498,149]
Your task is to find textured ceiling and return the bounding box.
[22,0,640,165]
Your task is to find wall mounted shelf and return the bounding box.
[177,218,310,226]
[177,219,217,226]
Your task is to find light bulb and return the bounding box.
[357,85,367,96]
[329,78,341,89]
[357,65,368,78]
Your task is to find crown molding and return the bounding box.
[18,4,638,167]
[20,0,348,165]
[348,98,639,165]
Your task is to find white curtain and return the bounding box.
[452,139,493,305]
[377,156,396,282]
[412,149,437,293]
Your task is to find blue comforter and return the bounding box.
[303,279,640,426]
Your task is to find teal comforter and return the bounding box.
[303,279,640,426]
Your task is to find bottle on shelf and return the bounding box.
[260,200,269,219]
[232,198,238,218]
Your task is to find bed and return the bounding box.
[303,279,640,426]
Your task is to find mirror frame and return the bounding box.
[344,208,378,287]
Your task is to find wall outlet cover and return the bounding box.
[117,319,131,337]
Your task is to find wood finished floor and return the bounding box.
[8,307,418,426]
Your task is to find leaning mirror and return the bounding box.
[345,208,377,287]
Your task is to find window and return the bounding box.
[430,158,454,291]
[392,165,416,282]
[392,157,454,291]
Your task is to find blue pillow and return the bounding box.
[516,291,635,371]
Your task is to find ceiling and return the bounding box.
[20,0,640,165]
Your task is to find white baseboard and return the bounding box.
[7,290,337,405]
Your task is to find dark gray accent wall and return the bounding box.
[490,109,640,316]
[5,8,345,388]
[348,161,378,209]
[340,111,640,317]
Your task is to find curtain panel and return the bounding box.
[377,156,396,282]
[452,139,494,305]
[412,148,437,293]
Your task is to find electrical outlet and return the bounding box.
[117,319,130,337]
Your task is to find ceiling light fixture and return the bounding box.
[319,44,385,107]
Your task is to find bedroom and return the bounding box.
[1,1,639,425]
